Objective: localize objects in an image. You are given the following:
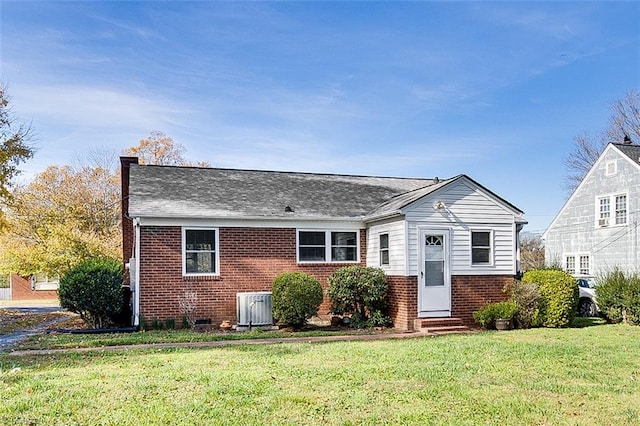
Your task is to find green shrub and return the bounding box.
[272,272,323,329]
[473,301,518,329]
[327,266,391,327]
[504,280,543,328]
[521,269,578,328]
[58,257,124,329]
[165,318,176,330]
[597,269,640,325]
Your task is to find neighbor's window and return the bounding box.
[183,228,218,275]
[471,231,492,264]
[615,194,627,225]
[31,273,60,291]
[298,230,358,263]
[598,194,627,227]
[599,197,610,223]
[379,234,389,266]
[579,255,590,276]
[565,256,576,275]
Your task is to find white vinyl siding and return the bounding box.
[366,219,406,275]
[404,179,520,276]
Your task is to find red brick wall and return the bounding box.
[10,274,59,301]
[451,275,513,325]
[387,274,513,330]
[386,276,418,331]
[137,226,366,327]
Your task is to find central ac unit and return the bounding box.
[598,218,609,227]
[237,292,273,328]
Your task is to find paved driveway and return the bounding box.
[0,306,69,352]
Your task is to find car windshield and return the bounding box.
[577,278,596,289]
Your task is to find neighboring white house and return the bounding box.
[544,142,640,277]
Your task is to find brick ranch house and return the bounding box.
[121,157,526,330]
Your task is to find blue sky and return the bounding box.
[1,1,639,233]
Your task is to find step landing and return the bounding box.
[414,318,472,335]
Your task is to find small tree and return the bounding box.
[272,272,323,329]
[58,258,124,328]
[327,266,391,327]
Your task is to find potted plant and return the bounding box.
[473,301,518,330]
[493,301,518,330]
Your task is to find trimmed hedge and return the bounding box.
[596,269,640,325]
[521,269,578,328]
[272,272,323,329]
[58,257,125,329]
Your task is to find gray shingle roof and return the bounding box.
[128,165,440,220]
[614,143,640,165]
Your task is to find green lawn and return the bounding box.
[2,324,639,425]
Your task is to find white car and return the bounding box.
[577,278,598,317]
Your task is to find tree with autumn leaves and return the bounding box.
[0,131,207,278]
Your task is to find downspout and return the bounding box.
[133,217,141,327]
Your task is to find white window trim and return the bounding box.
[564,252,591,277]
[379,233,390,267]
[565,255,576,275]
[595,192,628,228]
[470,229,494,267]
[182,227,220,276]
[297,229,360,264]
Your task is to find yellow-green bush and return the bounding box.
[522,269,578,328]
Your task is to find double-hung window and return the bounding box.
[379,234,390,266]
[565,256,576,275]
[471,231,492,265]
[183,228,219,275]
[579,255,590,276]
[597,193,628,227]
[298,230,359,263]
[615,195,627,225]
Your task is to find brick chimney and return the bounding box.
[120,156,139,269]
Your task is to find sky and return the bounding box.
[1,1,639,234]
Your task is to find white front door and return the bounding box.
[419,231,451,317]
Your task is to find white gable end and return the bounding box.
[402,178,522,276]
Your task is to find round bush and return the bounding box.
[58,257,124,328]
[272,272,323,328]
[521,269,578,328]
[327,265,390,327]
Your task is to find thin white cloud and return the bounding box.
[14,84,190,131]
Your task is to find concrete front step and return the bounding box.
[414,318,472,334]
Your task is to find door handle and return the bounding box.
[421,271,424,278]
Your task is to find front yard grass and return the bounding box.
[2,323,639,425]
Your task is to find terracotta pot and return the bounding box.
[219,320,232,331]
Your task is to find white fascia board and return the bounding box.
[543,144,617,239]
[137,216,365,229]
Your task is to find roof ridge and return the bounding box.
[133,163,433,181]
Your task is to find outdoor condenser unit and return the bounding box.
[236,292,273,327]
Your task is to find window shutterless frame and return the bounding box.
[182,227,220,276]
[470,230,493,266]
[297,230,360,263]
